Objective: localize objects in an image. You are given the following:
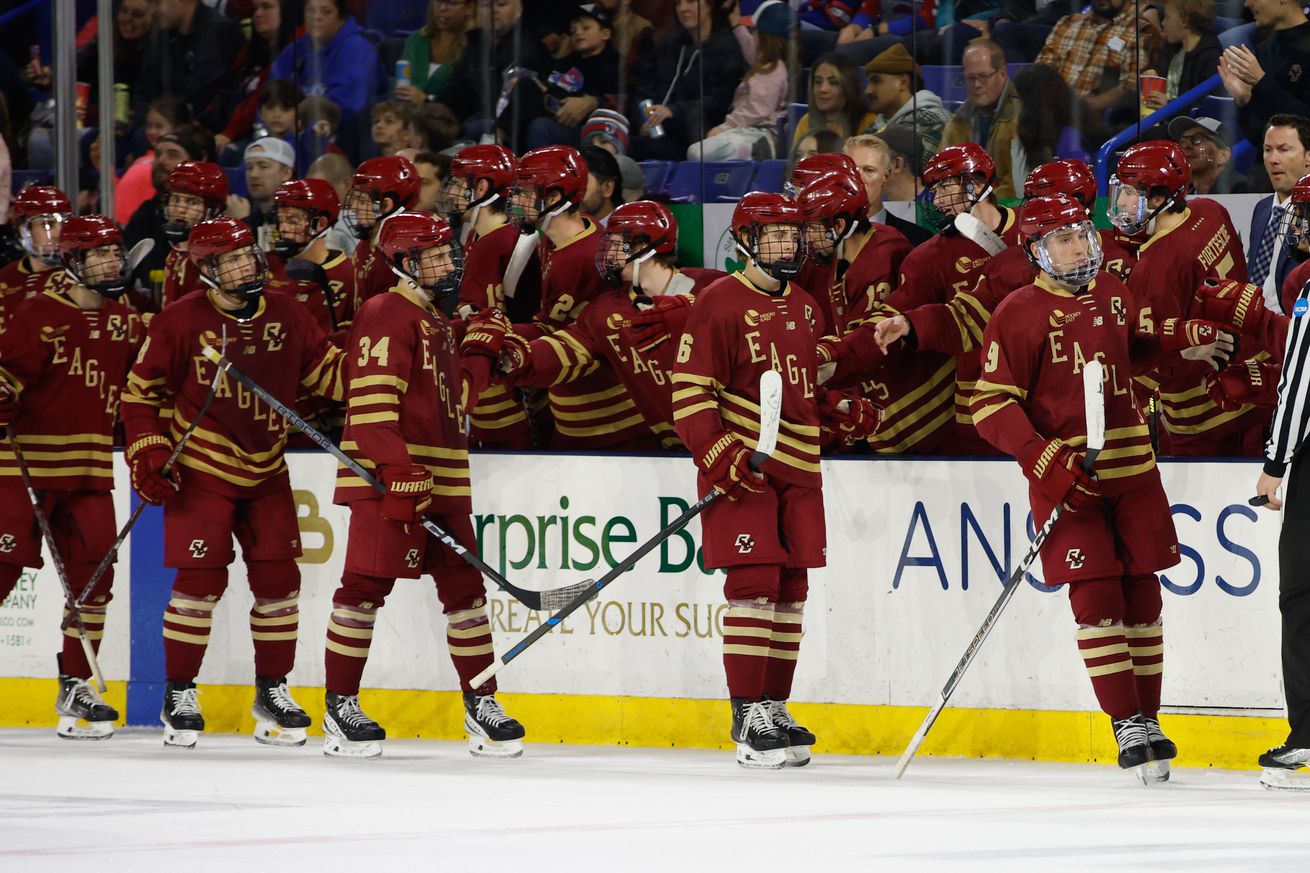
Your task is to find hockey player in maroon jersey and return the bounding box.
[436,144,537,449]
[672,193,875,769]
[1108,141,1259,456]
[159,162,229,307]
[1277,174,1310,316]
[490,200,723,449]
[972,195,1237,781]
[0,216,144,739]
[786,153,866,314]
[267,178,354,335]
[508,145,653,450]
[321,211,525,759]
[0,186,72,331]
[344,156,421,309]
[120,216,345,750]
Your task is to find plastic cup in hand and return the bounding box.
[1139,76,1167,119]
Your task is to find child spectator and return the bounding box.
[791,53,875,151]
[407,104,461,153]
[116,96,192,225]
[264,80,305,142]
[370,101,414,157]
[582,108,630,155]
[394,0,474,105]
[525,4,621,150]
[213,0,299,152]
[1141,0,1222,113]
[299,94,344,168]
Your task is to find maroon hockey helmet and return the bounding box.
[10,185,73,224]
[1280,172,1310,248]
[508,145,588,232]
[1023,160,1098,211]
[439,144,518,219]
[786,153,858,196]
[376,210,463,304]
[596,200,678,285]
[161,162,229,244]
[798,170,870,263]
[1020,195,1103,286]
[188,216,270,302]
[923,143,996,219]
[345,156,421,238]
[271,178,341,257]
[1108,140,1190,236]
[59,215,129,299]
[11,185,73,265]
[732,192,807,284]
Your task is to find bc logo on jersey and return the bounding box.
[0,533,15,553]
[405,549,421,569]
[735,534,755,554]
[189,539,208,559]
[1065,548,1086,570]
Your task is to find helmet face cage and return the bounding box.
[269,205,328,257]
[161,192,218,243]
[595,227,655,285]
[736,221,807,283]
[67,243,130,298]
[436,174,474,222]
[1031,220,1103,286]
[395,239,464,305]
[925,172,989,218]
[507,183,570,233]
[343,187,395,239]
[19,213,67,265]
[1281,199,1310,249]
[200,244,271,301]
[1106,175,1150,235]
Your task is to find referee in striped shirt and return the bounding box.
[1256,283,1310,775]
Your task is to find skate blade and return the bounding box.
[784,745,812,767]
[1260,767,1310,792]
[468,735,524,758]
[56,716,114,740]
[253,719,308,748]
[1144,759,1171,783]
[736,744,787,770]
[323,735,382,759]
[162,727,199,749]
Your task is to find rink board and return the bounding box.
[0,452,1288,765]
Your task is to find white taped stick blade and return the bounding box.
[953,213,1008,255]
[754,370,783,462]
[1082,360,1106,454]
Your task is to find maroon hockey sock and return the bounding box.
[163,569,226,682]
[762,601,803,701]
[723,598,775,700]
[1127,622,1164,717]
[446,603,496,695]
[1076,623,1139,720]
[60,605,106,679]
[250,595,299,678]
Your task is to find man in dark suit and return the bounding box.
[851,127,933,247]
[1247,115,1310,314]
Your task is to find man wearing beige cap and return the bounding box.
[229,137,297,231]
[862,43,952,158]
[1167,116,1247,195]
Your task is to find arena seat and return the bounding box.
[667,161,755,203]
[751,159,787,194]
[638,161,676,199]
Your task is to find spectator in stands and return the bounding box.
[213,0,299,153]
[1035,0,1153,115]
[412,151,447,212]
[75,0,159,95]
[861,43,951,160]
[1219,0,1310,155]
[298,94,343,167]
[940,40,1022,198]
[582,108,630,155]
[599,0,655,70]
[124,122,215,289]
[525,5,621,150]
[407,104,461,153]
[792,128,844,165]
[1247,115,1310,312]
[792,54,875,151]
[1009,63,1090,186]
[844,132,932,246]
[687,2,796,161]
[0,95,11,228]
[270,0,384,128]
[580,145,622,225]
[395,0,473,106]
[1140,0,1222,113]
[371,102,414,157]
[115,96,191,225]
[628,0,748,161]
[872,125,927,205]
[261,80,304,144]
[1169,116,1248,195]
[307,151,358,252]
[132,0,246,125]
[989,0,1075,63]
[228,137,296,230]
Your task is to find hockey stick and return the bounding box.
[7,436,108,693]
[197,344,582,612]
[59,330,230,632]
[469,370,785,688]
[953,213,1008,256]
[892,360,1106,779]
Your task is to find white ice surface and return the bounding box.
[2,729,1308,872]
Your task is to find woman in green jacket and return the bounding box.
[394,0,473,105]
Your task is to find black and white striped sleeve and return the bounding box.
[1266,285,1310,477]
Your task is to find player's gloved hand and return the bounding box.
[497,332,532,381]
[818,389,880,442]
[1019,438,1100,512]
[378,464,433,523]
[1206,360,1280,411]
[126,436,180,505]
[627,293,692,353]
[1160,318,1239,370]
[1192,278,1273,335]
[699,434,766,499]
[0,383,17,430]
[460,308,511,360]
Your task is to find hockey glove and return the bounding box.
[1019,439,1100,512]
[378,464,433,523]
[497,332,532,381]
[1160,318,1238,371]
[627,294,692,353]
[1206,360,1280,411]
[461,309,511,360]
[126,436,180,504]
[818,389,880,442]
[699,434,766,500]
[1193,278,1273,336]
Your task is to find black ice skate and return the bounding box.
[765,698,815,767]
[1111,715,1152,784]
[1142,715,1176,782]
[1258,743,1310,791]
[463,692,525,758]
[161,680,204,749]
[252,676,310,747]
[731,698,789,769]
[55,669,117,740]
[323,692,385,758]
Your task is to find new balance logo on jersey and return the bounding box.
[735,534,755,554]
[0,533,15,554]
[1065,549,1086,570]
[405,549,420,569]
[189,539,208,559]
